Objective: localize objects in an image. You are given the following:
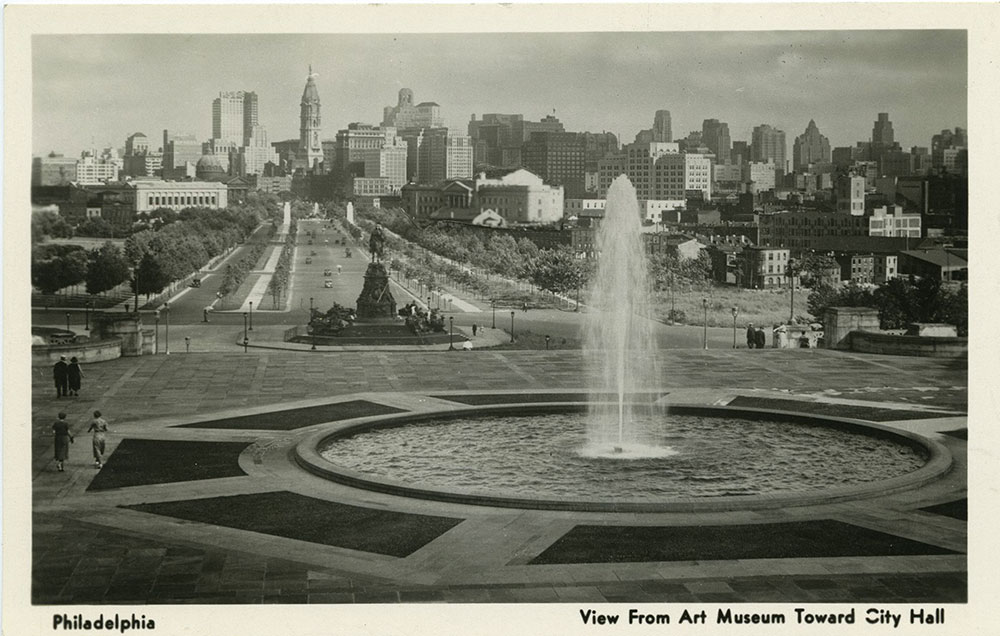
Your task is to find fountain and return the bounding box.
[583,175,672,459]
[298,178,944,511]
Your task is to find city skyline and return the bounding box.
[33,30,966,159]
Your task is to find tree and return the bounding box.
[529,247,592,296]
[86,241,130,295]
[32,244,87,294]
[807,281,876,322]
[134,252,171,297]
[31,209,73,243]
[796,253,840,289]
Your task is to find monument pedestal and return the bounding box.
[356,262,397,320]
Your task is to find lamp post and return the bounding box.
[132,265,139,313]
[164,302,170,355]
[491,300,496,329]
[249,301,253,331]
[185,336,190,353]
[787,257,796,325]
[65,312,71,332]
[85,301,91,330]
[510,311,515,343]
[310,296,314,312]
[702,298,708,350]
[670,271,676,323]
[545,335,551,350]
[154,310,160,354]
[448,316,455,351]
[731,306,739,349]
[427,296,431,312]
[243,312,248,342]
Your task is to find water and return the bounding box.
[584,175,664,456]
[319,413,926,501]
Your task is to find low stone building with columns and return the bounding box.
[132,180,229,213]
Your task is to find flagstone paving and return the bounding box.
[31,348,967,604]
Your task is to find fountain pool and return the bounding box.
[300,403,946,512]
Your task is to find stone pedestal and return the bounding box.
[823,307,880,350]
[355,262,397,320]
[93,312,148,356]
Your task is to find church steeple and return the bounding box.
[299,65,323,171]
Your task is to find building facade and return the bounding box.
[739,245,791,289]
[382,88,444,130]
[751,125,786,176]
[133,181,229,213]
[792,120,831,171]
[32,153,78,186]
[298,68,324,171]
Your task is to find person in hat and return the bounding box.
[745,323,756,349]
[53,356,69,397]
[67,356,84,397]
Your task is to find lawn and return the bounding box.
[652,284,814,328]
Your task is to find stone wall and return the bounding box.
[32,338,123,366]
[823,307,880,350]
[849,331,967,358]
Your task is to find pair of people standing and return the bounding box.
[745,323,767,349]
[51,410,109,471]
[52,356,83,397]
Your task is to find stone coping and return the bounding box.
[292,401,953,514]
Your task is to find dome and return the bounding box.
[196,154,229,181]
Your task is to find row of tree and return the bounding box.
[266,221,298,309]
[32,206,264,299]
[216,226,276,298]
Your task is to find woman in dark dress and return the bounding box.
[67,356,83,396]
[52,412,74,471]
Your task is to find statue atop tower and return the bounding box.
[298,65,324,172]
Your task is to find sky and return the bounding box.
[32,30,967,158]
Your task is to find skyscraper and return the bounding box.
[701,119,731,164]
[298,66,324,171]
[872,112,895,147]
[792,120,831,171]
[382,88,444,130]
[653,110,672,143]
[212,91,257,146]
[751,124,786,175]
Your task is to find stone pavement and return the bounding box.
[26,346,968,609]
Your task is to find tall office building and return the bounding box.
[701,119,731,164]
[652,110,672,142]
[872,112,895,147]
[792,120,831,171]
[521,132,587,197]
[382,88,444,130]
[298,66,324,171]
[212,91,257,146]
[162,131,203,172]
[751,124,786,176]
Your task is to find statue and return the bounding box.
[369,224,386,263]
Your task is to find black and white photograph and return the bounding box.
[3,3,994,635]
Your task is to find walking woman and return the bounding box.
[87,410,109,468]
[52,412,74,472]
[67,356,84,396]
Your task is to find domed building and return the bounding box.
[195,154,230,182]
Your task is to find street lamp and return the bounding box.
[185,336,190,353]
[545,335,551,350]
[702,298,708,350]
[427,296,431,312]
[249,301,253,331]
[448,316,455,351]
[65,312,71,332]
[310,296,314,312]
[491,299,496,329]
[510,311,515,343]
[670,271,676,323]
[164,302,170,355]
[787,257,796,325]
[154,310,160,354]
[731,306,739,349]
[243,312,248,342]
[85,301,91,330]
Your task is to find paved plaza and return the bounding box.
[30,345,967,604]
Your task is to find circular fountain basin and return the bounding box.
[294,404,952,512]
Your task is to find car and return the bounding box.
[308,239,313,245]
[189,278,202,288]
[305,257,313,264]
[324,280,333,288]
[323,269,333,276]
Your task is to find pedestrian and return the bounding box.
[522,301,528,313]
[53,356,69,397]
[87,410,109,468]
[472,323,478,337]
[67,356,83,397]
[755,327,767,349]
[52,412,74,472]
[745,323,755,349]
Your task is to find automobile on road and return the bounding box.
[324,280,333,288]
